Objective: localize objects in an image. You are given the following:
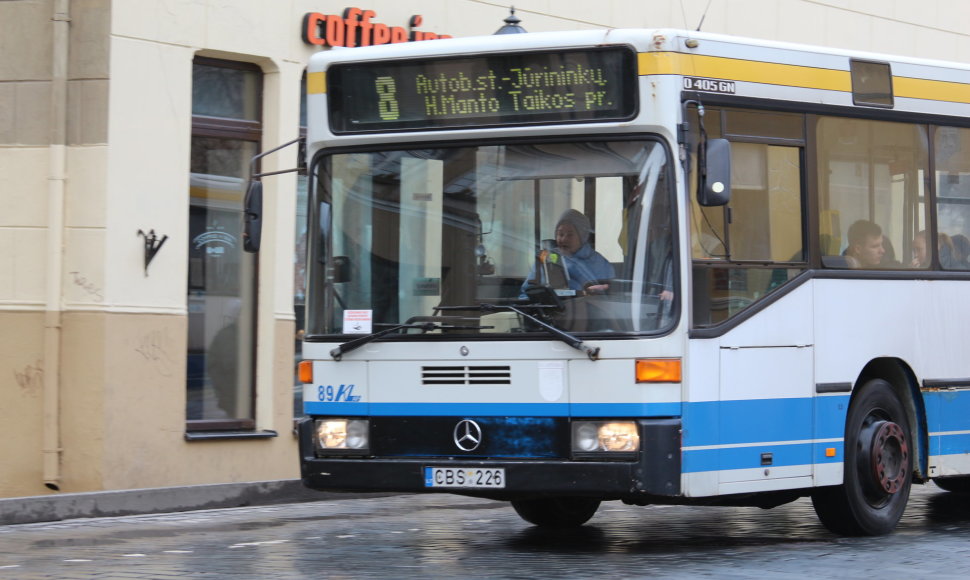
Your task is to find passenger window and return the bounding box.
[690,108,806,327]
[816,117,928,269]
[935,126,970,270]
[729,143,803,262]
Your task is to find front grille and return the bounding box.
[371,416,566,458]
[421,365,512,385]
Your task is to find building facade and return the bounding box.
[2,0,969,498]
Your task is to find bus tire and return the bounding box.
[811,378,912,536]
[511,497,601,528]
[933,476,970,493]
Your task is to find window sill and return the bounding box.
[184,430,278,442]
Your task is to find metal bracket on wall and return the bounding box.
[137,229,168,276]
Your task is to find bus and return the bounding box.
[266,28,970,536]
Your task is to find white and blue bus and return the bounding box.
[273,28,970,535]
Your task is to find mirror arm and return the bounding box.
[243,137,306,254]
[253,167,302,178]
[249,137,306,179]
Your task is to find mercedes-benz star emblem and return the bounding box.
[453,419,482,452]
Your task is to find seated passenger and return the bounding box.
[880,235,900,268]
[911,230,929,268]
[845,219,885,268]
[911,230,957,269]
[522,209,614,295]
[940,233,957,269]
[951,234,970,269]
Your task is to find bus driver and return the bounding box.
[522,209,614,295]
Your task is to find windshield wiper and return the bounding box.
[330,321,491,361]
[437,302,601,361]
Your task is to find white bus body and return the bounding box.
[293,29,970,535]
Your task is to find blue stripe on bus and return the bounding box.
[682,396,849,448]
[815,395,850,439]
[304,401,370,415]
[304,391,970,473]
[303,401,679,417]
[682,441,845,473]
[924,390,970,433]
[569,402,682,417]
[304,397,849,441]
[930,433,970,456]
[373,403,571,416]
[923,390,970,458]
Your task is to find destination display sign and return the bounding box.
[327,47,637,133]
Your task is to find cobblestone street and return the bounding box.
[2,483,970,579]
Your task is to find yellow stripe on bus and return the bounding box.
[639,52,851,92]
[306,54,970,104]
[893,76,970,104]
[640,52,970,105]
[308,71,326,94]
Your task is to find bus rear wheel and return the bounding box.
[811,379,912,536]
[511,497,601,528]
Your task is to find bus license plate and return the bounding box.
[424,467,505,488]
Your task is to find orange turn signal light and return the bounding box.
[635,358,681,383]
[298,360,314,384]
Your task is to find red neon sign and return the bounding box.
[302,8,451,48]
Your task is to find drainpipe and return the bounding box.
[43,0,71,491]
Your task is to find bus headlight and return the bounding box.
[572,421,640,453]
[315,419,369,452]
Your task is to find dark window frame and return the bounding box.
[294,71,309,424]
[186,57,263,434]
[681,94,970,337]
[688,106,809,328]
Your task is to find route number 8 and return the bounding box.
[375,76,399,121]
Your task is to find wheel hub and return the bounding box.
[867,420,909,495]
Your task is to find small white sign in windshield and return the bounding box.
[343,310,373,334]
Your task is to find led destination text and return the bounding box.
[414,64,609,93]
[409,65,612,117]
[328,47,636,132]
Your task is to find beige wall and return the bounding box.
[3,0,970,498]
[0,312,46,497]
[1,0,115,497]
[1,311,297,497]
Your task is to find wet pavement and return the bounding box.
[2,482,970,579]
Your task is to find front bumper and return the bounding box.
[298,417,682,499]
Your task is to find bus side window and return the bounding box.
[935,126,970,271]
[689,108,808,327]
[817,117,929,270]
[691,130,806,327]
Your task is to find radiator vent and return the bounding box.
[422,365,512,385]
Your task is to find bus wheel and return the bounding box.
[510,497,601,528]
[934,476,970,493]
[811,379,912,536]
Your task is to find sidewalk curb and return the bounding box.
[0,480,380,526]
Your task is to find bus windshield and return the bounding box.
[305,139,676,338]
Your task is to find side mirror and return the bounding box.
[243,180,263,253]
[698,138,731,207]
